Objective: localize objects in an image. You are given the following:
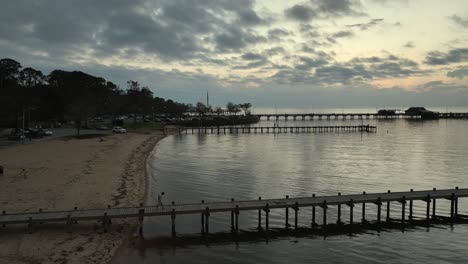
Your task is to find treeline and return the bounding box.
[0,58,253,133]
[0,58,186,130]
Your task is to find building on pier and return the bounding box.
[405,107,439,119]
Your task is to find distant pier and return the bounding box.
[251,112,468,121]
[0,188,466,237]
[179,125,377,134]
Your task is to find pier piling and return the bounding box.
[348,199,354,225]
[409,189,414,222]
[311,194,316,228]
[171,209,176,237]
[294,202,299,229]
[285,195,289,228]
[337,193,342,225]
[387,190,391,222]
[258,197,262,230]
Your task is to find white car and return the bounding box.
[112,126,127,133]
[38,129,53,136]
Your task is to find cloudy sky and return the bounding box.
[1,0,468,108]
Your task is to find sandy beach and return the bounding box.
[0,131,166,264]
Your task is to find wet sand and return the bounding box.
[0,132,166,264]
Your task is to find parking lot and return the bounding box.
[0,128,110,149]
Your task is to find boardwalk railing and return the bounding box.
[180,125,377,134]
[1,188,466,236]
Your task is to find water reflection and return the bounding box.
[117,119,468,263]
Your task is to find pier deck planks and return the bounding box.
[1,188,466,225]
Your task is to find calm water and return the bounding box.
[115,113,468,263]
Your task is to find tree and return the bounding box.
[214,107,224,115]
[0,58,22,128]
[239,103,252,115]
[126,80,141,127]
[48,70,108,136]
[226,102,235,115]
[0,58,21,90]
[195,102,209,116]
[18,68,45,127]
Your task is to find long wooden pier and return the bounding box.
[253,112,468,121]
[0,188,466,236]
[181,125,377,134]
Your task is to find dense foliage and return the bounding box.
[0,58,253,132]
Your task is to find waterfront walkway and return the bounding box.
[1,188,465,235]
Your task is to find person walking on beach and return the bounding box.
[157,192,165,208]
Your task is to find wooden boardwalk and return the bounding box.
[181,125,377,134]
[0,188,465,235]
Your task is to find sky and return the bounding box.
[1,0,468,108]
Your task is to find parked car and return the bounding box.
[96,125,109,130]
[38,129,53,136]
[8,131,25,141]
[25,128,44,138]
[112,126,127,133]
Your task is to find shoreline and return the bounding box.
[0,130,171,264]
[110,129,179,263]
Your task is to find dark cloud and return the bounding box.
[312,0,365,17]
[302,44,316,53]
[314,65,364,84]
[285,4,316,22]
[263,47,286,56]
[295,56,329,70]
[424,48,468,65]
[214,26,267,51]
[241,52,265,61]
[273,53,425,85]
[326,30,354,44]
[285,0,364,22]
[450,14,468,28]
[347,18,384,30]
[299,24,321,38]
[403,41,415,48]
[447,67,468,79]
[237,9,267,26]
[268,28,291,41]
[331,30,354,38]
[0,0,268,62]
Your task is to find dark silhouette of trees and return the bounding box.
[195,102,210,116]
[0,58,23,128]
[226,102,241,115]
[239,103,252,115]
[0,58,253,132]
